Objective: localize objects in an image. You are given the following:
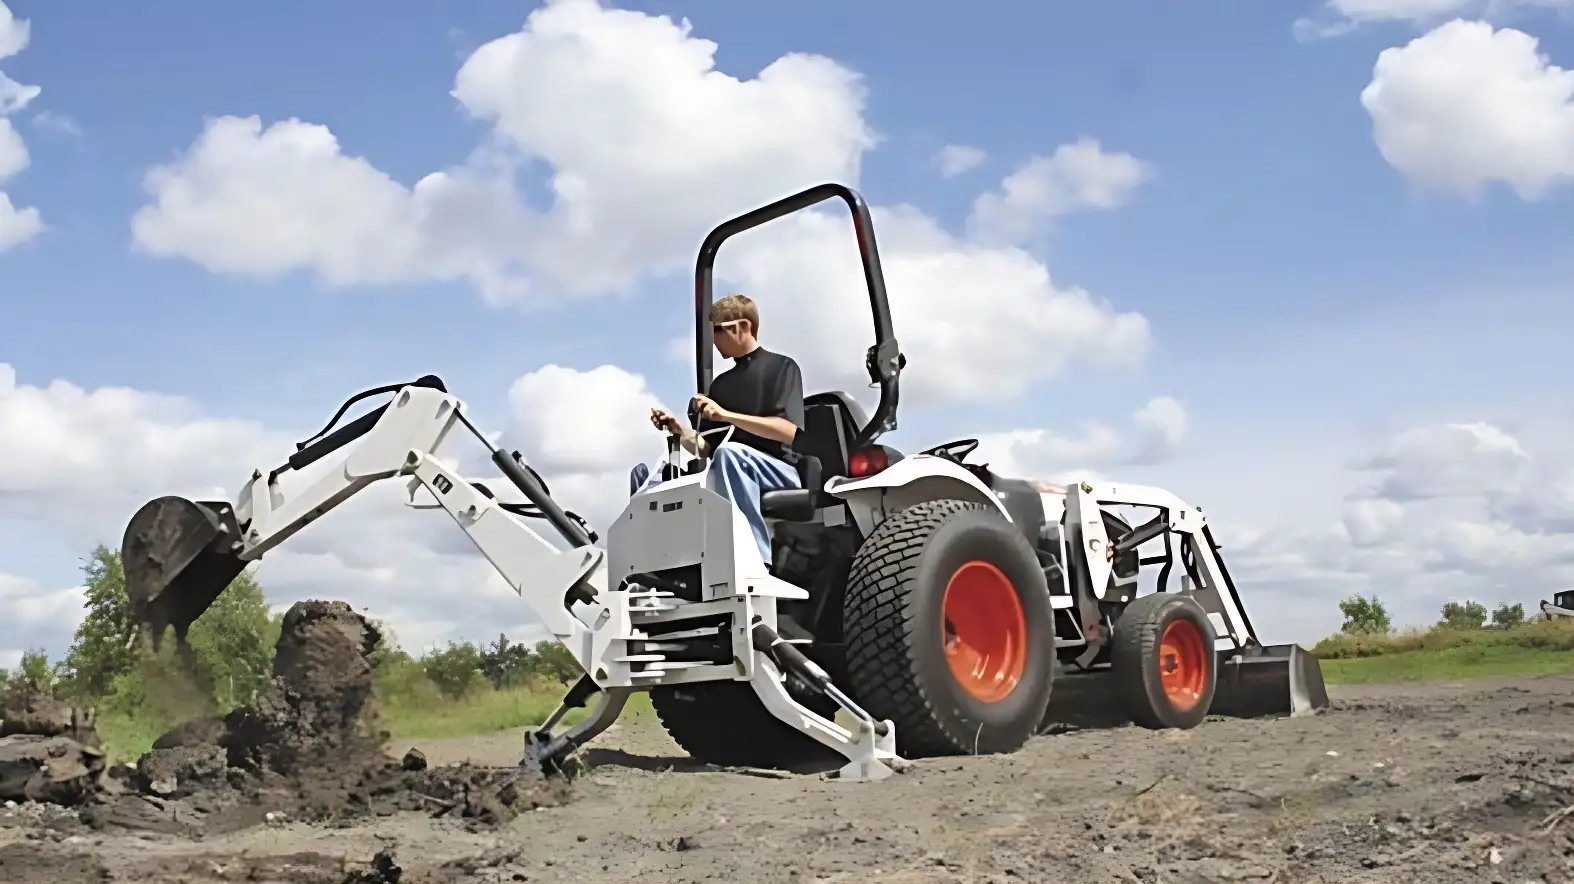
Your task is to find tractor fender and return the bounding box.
[825,454,1012,537]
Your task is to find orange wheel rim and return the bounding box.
[941,561,1028,703]
[1158,618,1208,712]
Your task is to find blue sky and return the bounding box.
[4,0,1574,660]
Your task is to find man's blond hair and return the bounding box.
[710,293,759,335]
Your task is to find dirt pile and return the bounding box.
[0,687,106,805]
[6,600,570,835]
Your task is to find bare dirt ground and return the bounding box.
[3,671,1573,883]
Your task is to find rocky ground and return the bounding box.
[2,612,1572,882]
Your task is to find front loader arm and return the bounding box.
[1076,480,1260,650]
[123,382,605,652]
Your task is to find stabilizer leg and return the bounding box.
[522,678,633,777]
[745,620,902,782]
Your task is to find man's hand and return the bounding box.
[690,394,732,423]
[649,407,682,435]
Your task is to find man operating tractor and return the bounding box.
[633,293,806,567]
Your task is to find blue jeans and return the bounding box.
[629,441,801,565]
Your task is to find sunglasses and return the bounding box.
[711,319,745,334]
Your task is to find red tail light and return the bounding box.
[848,447,890,478]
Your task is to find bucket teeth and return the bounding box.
[122,495,248,647]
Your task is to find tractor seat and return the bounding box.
[759,400,851,523]
[761,455,821,522]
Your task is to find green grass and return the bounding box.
[1313,617,1574,685]
[377,681,653,741]
[1321,644,1574,684]
[93,671,657,763]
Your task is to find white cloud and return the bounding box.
[704,202,1150,408]
[0,71,38,115]
[1342,497,1406,547]
[135,1,1153,409]
[1360,20,1574,201]
[504,363,668,534]
[1353,420,1531,501]
[966,137,1153,245]
[0,363,286,536]
[0,117,25,180]
[936,144,987,177]
[130,0,875,304]
[0,190,38,249]
[1129,396,1188,465]
[0,1,40,252]
[971,396,1187,483]
[0,573,86,667]
[30,110,80,139]
[0,2,27,62]
[1224,415,1574,639]
[1293,0,1574,40]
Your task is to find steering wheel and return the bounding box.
[921,438,980,463]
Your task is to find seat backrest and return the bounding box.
[798,400,852,480]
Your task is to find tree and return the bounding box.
[422,641,484,699]
[56,544,279,713]
[1491,602,1525,630]
[183,570,280,709]
[1339,593,1392,635]
[478,634,535,689]
[531,640,583,683]
[58,546,139,700]
[1440,600,1489,631]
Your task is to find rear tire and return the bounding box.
[841,498,1055,758]
[1111,592,1217,729]
[650,680,841,770]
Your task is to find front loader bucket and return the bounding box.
[122,496,247,647]
[1210,643,1329,719]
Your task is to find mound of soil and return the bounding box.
[219,599,386,777]
[0,686,106,804]
[6,599,571,836]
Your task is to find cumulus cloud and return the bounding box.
[702,202,1149,408]
[0,573,85,666]
[970,396,1188,483]
[1352,420,1531,501]
[1360,19,1574,200]
[130,0,874,303]
[505,363,667,532]
[129,0,1151,403]
[0,2,26,61]
[0,363,289,547]
[967,138,1153,246]
[1293,0,1574,40]
[936,144,987,177]
[0,2,39,251]
[1225,415,1574,639]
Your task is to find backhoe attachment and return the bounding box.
[115,377,901,783]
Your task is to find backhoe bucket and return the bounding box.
[121,496,247,647]
[1210,643,1329,719]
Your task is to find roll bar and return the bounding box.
[693,183,905,449]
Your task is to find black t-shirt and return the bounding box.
[698,346,805,464]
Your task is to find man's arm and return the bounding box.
[677,425,711,456]
[720,411,798,445]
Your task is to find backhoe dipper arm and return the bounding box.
[127,383,604,647]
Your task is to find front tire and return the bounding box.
[841,498,1056,758]
[1111,592,1217,729]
